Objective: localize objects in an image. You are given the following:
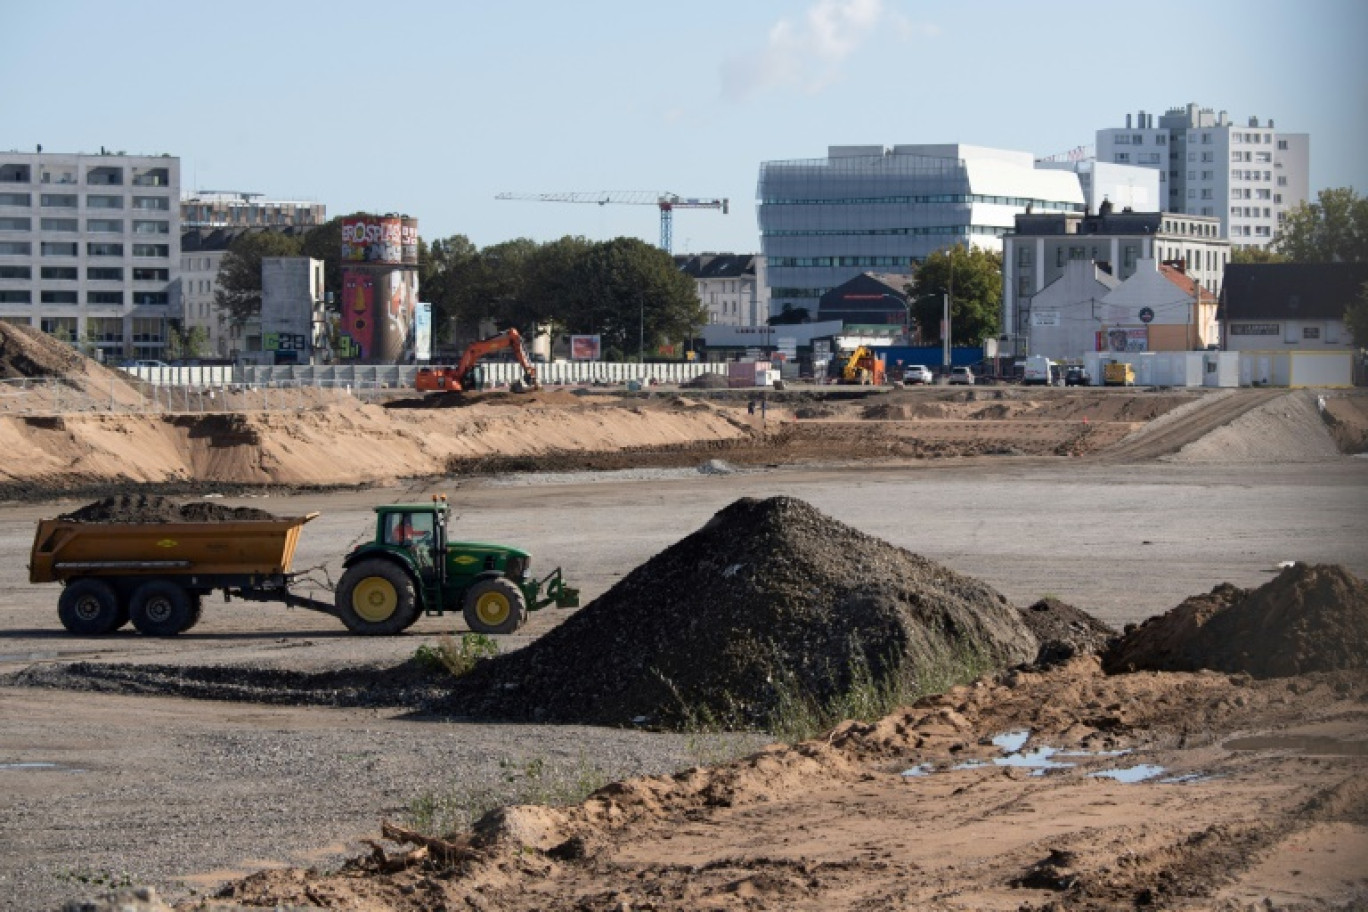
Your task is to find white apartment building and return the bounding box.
[675,253,768,326]
[0,149,180,361]
[1096,104,1310,249]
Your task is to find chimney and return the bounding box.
[1126,113,1133,129]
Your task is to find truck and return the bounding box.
[1021,355,1057,386]
[29,497,578,637]
[415,328,540,394]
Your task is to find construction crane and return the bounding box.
[494,191,728,254]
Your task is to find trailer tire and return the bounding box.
[178,595,205,633]
[463,577,525,635]
[58,578,123,635]
[129,580,194,637]
[337,560,418,635]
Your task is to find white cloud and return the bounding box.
[722,0,887,100]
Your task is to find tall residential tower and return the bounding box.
[1096,104,1310,249]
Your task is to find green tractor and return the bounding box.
[335,498,579,635]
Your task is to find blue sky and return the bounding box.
[3,0,1364,254]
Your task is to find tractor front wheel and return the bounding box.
[336,560,419,635]
[462,577,526,635]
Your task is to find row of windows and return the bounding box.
[1231,207,1273,218]
[0,290,170,305]
[1230,151,1274,163]
[763,224,1009,239]
[1231,132,1270,144]
[1232,170,1273,182]
[0,217,172,233]
[0,266,169,281]
[0,193,170,210]
[768,256,911,268]
[0,242,169,257]
[769,287,827,299]
[1111,134,1168,146]
[761,193,1082,212]
[1230,225,1274,237]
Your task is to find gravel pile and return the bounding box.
[1103,562,1368,677]
[438,495,1039,728]
[57,494,278,523]
[1017,597,1119,666]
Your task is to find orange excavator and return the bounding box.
[414,328,541,393]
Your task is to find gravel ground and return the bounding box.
[3,453,1367,911]
[1,688,765,911]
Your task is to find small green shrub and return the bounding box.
[414,632,500,676]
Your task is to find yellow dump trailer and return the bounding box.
[29,514,335,636]
[1103,361,1136,387]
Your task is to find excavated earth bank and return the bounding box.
[1103,561,1368,678]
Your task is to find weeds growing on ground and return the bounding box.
[405,753,616,838]
[413,632,500,677]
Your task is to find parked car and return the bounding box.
[1064,365,1091,387]
[902,364,933,384]
[948,366,975,385]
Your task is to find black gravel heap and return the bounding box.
[57,494,277,523]
[440,495,1039,728]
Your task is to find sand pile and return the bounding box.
[58,494,277,523]
[1103,562,1368,678]
[442,495,1039,728]
[0,321,88,380]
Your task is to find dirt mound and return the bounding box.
[439,496,1039,728]
[1103,562,1368,678]
[57,494,278,523]
[0,321,88,380]
[384,389,589,410]
[681,371,729,389]
[1017,597,1118,666]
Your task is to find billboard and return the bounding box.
[340,215,420,265]
[1102,328,1148,353]
[570,334,601,361]
[414,302,432,362]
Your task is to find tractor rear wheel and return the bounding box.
[337,560,419,635]
[462,577,526,635]
[57,578,123,635]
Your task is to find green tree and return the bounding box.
[419,234,481,344]
[1273,188,1368,262]
[906,244,1002,345]
[1230,246,1287,264]
[563,238,705,359]
[213,231,303,327]
[515,235,595,337]
[300,215,350,298]
[1345,282,1368,349]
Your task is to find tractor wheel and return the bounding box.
[462,577,526,635]
[129,580,195,637]
[336,560,419,635]
[57,578,123,635]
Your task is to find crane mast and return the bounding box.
[494,191,728,254]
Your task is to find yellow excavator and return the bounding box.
[415,328,541,393]
[832,346,886,385]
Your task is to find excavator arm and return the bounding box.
[415,329,541,393]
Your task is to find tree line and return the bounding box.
[214,218,704,361]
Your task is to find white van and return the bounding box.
[1022,355,1056,386]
